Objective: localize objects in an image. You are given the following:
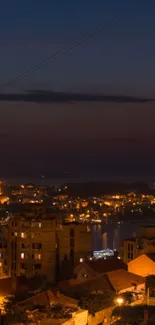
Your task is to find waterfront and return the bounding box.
[92,219,155,251]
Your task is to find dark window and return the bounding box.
[70,248,74,261]
[128,243,130,250]
[32,243,42,249]
[128,252,130,259]
[33,264,41,270]
[70,228,74,237]
[21,263,27,270]
[149,287,155,297]
[70,238,74,247]
[11,263,16,271]
[130,253,133,260]
[130,244,133,251]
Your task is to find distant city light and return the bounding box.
[93,249,114,259]
[79,258,84,263]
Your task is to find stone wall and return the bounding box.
[88,306,115,325]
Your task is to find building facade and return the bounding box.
[121,226,155,264]
[0,216,92,282]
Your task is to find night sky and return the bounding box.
[1,0,155,180]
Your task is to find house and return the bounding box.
[19,290,78,309]
[128,253,155,277]
[145,275,155,306]
[59,269,145,299]
[106,269,145,294]
[73,258,127,283]
[0,276,41,297]
[16,290,89,325]
[60,273,114,299]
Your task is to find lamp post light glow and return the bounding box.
[115,297,124,305]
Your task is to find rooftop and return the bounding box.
[85,258,127,274]
[61,269,145,297]
[106,269,145,293]
[19,290,78,308]
[0,276,41,296]
[145,253,155,262]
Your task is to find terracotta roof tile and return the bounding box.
[83,258,127,274]
[106,269,145,293]
[19,290,78,308]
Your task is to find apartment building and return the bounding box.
[56,223,92,264]
[0,216,92,282]
[121,226,155,263]
[0,217,56,282]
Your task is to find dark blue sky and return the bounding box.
[1,1,155,180]
[1,0,155,96]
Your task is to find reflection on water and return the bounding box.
[91,219,155,252]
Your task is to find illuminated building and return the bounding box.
[0,181,4,195]
[0,216,92,282]
[122,226,155,264]
[128,253,155,277]
[93,249,114,259]
[0,196,9,204]
[56,223,92,271]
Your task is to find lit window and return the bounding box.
[0,262,2,267]
[21,232,27,238]
[79,258,84,263]
[39,223,42,228]
[32,264,41,270]
[32,253,42,260]
[21,253,24,259]
[12,232,17,237]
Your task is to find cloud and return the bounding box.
[0,90,153,103]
